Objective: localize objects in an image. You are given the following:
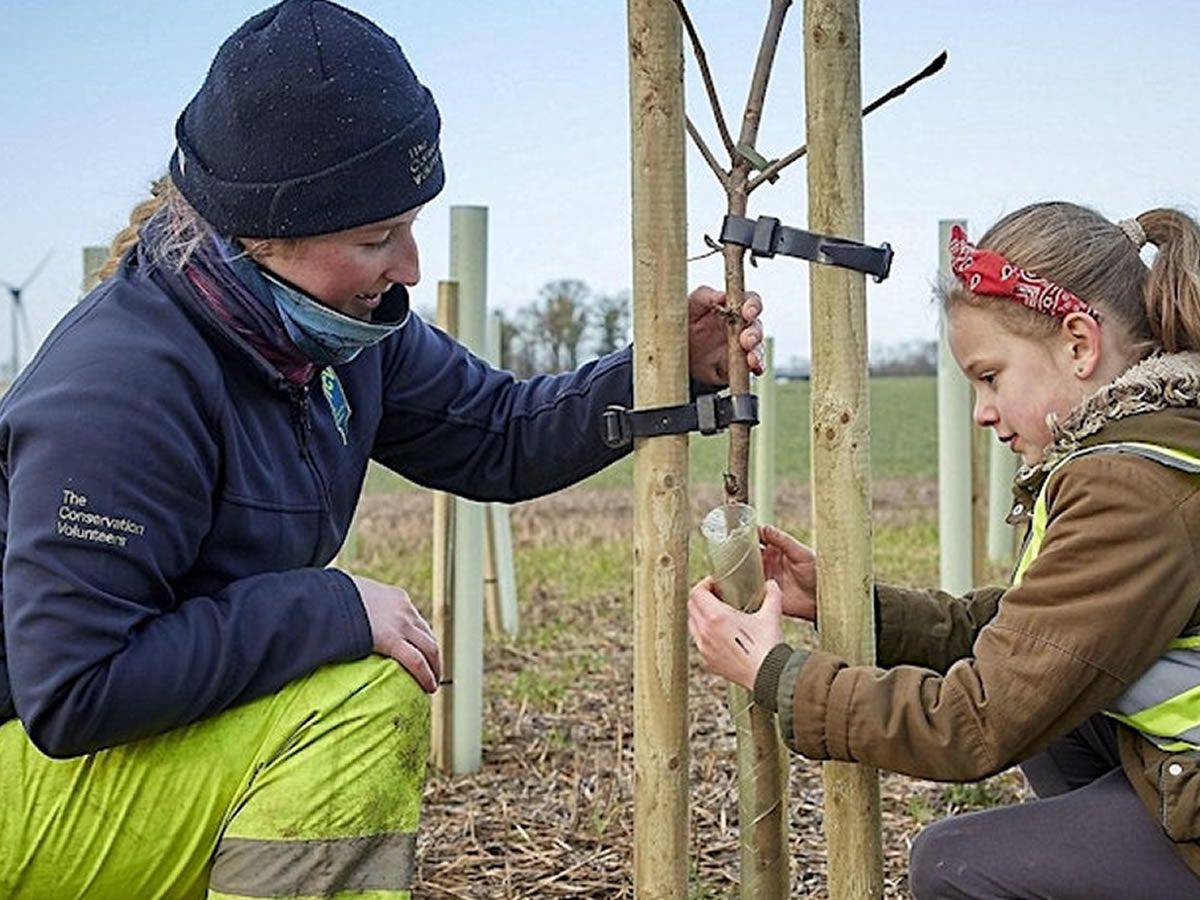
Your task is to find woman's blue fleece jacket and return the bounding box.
[0,249,632,758]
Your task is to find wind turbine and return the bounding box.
[0,250,52,380]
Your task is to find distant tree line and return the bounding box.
[496,279,631,377]
[783,340,938,379]
[422,278,936,378]
[868,338,937,376]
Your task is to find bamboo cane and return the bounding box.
[803,1,884,896]
[627,2,690,896]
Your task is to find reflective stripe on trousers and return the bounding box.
[209,832,417,898]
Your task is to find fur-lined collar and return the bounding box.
[1008,352,1200,525]
[1045,352,1200,466]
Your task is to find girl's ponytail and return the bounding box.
[1141,208,1200,353]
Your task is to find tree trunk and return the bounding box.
[627,2,690,896]
[803,1,884,896]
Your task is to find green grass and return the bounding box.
[364,375,937,494]
[355,374,947,623]
[577,374,937,490]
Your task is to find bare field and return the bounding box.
[351,476,940,550]
[347,479,1025,898]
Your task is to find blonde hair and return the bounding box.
[96,176,312,283]
[95,176,216,281]
[944,201,1200,357]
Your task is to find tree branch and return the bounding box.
[671,0,737,158]
[738,0,793,149]
[863,49,947,117]
[686,115,728,186]
[748,50,948,193]
[687,234,724,263]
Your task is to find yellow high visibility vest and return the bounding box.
[1012,441,1200,752]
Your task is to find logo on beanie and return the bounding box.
[409,138,440,187]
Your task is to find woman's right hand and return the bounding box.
[760,524,818,622]
[351,574,442,692]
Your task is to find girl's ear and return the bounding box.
[1061,311,1103,379]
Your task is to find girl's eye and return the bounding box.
[980,372,996,386]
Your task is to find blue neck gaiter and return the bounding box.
[259,270,411,367]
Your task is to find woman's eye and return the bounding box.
[363,231,393,249]
[981,372,996,386]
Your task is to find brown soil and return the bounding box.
[350,480,1025,898]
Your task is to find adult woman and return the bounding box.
[0,2,762,897]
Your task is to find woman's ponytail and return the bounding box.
[94,177,170,283]
[93,176,215,284]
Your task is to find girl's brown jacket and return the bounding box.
[773,353,1200,875]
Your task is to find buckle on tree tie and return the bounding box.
[601,393,759,449]
[719,214,894,283]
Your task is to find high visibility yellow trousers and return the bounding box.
[1,656,429,899]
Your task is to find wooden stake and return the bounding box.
[668,2,944,892]
[627,2,690,896]
[431,279,460,773]
[803,1,884,897]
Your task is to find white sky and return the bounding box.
[1,1,1197,371]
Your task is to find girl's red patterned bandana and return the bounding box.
[948,224,1101,322]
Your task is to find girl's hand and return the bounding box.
[760,524,818,622]
[688,577,784,692]
[351,574,442,692]
[687,286,765,386]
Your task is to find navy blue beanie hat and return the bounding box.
[170,0,444,237]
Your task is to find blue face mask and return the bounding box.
[261,271,410,367]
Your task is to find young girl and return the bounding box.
[689,201,1200,898]
[0,2,762,897]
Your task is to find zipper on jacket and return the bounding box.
[290,384,313,460]
[289,382,338,563]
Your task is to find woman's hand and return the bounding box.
[687,286,765,386]
[352,574,442,692]
[761,524,818,622]
[688,577,784,692]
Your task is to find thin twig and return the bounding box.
[671,0,736,158]
[686,115,728,185]
[863,49,947,117]
[748,50,948,192]
[687,233,724,263]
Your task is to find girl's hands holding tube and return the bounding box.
[688,578,784,691]
[760,524,818,622]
